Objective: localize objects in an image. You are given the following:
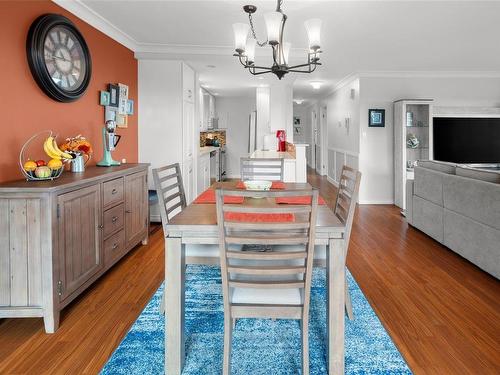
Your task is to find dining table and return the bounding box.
[164,181,347,375]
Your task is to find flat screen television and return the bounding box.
[433,117,500,164]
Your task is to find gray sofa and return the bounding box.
[406,160,500,279]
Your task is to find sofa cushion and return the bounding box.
[417,160,457,174]
[444,209,500,279]
[456,166,500,184]
[442,174,500,231]
[414,166,445,206]
[412,195,443,243]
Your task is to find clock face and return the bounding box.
[27,14,92,102]
[43,26,87,91]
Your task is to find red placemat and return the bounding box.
[224,212,295,222]
[193,189,244,204]
[236,181,285,189]
[275,196,327,205]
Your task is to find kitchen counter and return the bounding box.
[250,150,295,159]
[199,146,219,156]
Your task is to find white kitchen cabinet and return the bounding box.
[138,60,198,205]
[197,153,210,194]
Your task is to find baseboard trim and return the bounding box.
[327,176,339,187]
[358,200,395,205]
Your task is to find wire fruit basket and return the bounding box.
[19,130,68,181]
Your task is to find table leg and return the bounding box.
[327,238,345,375]
[165,237,185,375]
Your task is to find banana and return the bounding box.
[44,136,73,160]
[51,138,73,159]
[43,137,61,160]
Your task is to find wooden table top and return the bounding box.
[167,181,345,235]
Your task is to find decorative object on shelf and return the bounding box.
[100,91,110,106]
[406,111,413,127]
[406,133,420,149]
[59,134,93,172]
[406,160,418,170]
[126,99,134,115]
[369,109,385,127]
[118,83,129,115]
[97,120,122,167]
[19,130,71,181]
[108,84,120,107]
[232,0,322,79]
[26,14,92,103]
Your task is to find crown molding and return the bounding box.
[357,70,500,79]
[52,0,138,51]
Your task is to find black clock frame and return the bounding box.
[26,14,92,103]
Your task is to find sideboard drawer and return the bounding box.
[103,177,124,207]
[104,229,126,268]
[103,203,124,238]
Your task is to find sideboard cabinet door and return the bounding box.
[57,184,102,301]
[125,171,148,247]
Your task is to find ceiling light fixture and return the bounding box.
[232,0,322,80]
[294,99,304,105]
[310,81,322,90]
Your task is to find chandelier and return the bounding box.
[232,0,322,80]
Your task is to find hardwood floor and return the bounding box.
[0,171,499,374]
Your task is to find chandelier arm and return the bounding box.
[237,55,250,68]
[249,70,273,76]
[287,62,321,70]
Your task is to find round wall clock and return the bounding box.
[27,14,92,102]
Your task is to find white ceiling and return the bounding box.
[62,0,500,101]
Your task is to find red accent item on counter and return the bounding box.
[276,130,286,151]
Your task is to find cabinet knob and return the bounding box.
[98,224,104,229]
[112,243,118,250]
[125,209,132,213]
[112,216,118,223]
[112,188,118,195]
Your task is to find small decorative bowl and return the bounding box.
[243,180,272,191]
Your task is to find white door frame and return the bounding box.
[311,109,317,171]
[319,105,328,176]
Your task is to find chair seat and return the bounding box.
[232,287,302,305]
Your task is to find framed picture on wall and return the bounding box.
[369,109,385,127]
[99,91,110,106]
[108,84,120,107]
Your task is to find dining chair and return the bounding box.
[216,188,319,375]
[240,157,284,181]
[152,163,187,315]
[333,165,362,320]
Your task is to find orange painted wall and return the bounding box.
[0,1,138,183]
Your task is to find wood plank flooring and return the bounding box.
[0,171,499,374]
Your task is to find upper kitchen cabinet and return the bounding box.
[200,88,217,131]
[138,60,198,204]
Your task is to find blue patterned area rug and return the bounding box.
[101,265,411,375]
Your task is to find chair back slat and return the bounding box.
[240,158,284,181]
[333,165,361,261]
[152,164,187,232]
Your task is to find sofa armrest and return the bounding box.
[406,179,414,224]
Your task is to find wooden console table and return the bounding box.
[0,164,149,333]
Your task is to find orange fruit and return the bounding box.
[47,158,63,170]
[23,160,37,172]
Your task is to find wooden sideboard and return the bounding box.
[0,163,149,333]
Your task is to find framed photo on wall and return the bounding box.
[108,84,120,107]
[369,109,385,127]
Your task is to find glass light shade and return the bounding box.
[232,23,249,53]
[245,38,256,64]
[281,42,291,65]
[264,12,282,45]
[304,18,322,50]
[310,81,322,90]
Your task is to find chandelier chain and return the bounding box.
[248,12,267,47]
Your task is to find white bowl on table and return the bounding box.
[243,180,272,197]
